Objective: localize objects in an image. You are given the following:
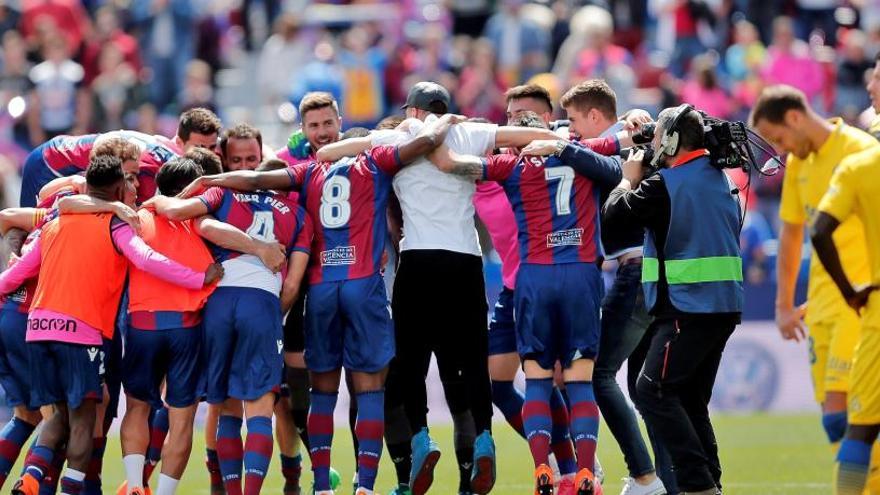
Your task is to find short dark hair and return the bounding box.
[184,147,223,176]
[156,157,204,196]
[376,115,405,130]
[256,158,289,172]
[220,123,263,158]
[342,127,371,139]
[86,155,124,189]
[91,137,140,163]
[511,111,548,129]
[299,92,339,122]
[424,100,448,115]
[560,79,617,120]
[505,84,553,113]
[658,106,704,151]
[177,108,222,142]
[749,85,808,126]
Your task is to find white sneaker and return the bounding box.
[619,476,666,495]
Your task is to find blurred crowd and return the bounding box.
[0,0,877,288]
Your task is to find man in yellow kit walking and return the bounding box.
[751,85,878,485]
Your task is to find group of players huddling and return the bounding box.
[0,55,877,495]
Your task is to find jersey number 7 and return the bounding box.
[545,166,574,215]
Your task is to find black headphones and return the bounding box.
[651,104,695,168]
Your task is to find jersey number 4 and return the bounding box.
[544,166,574,215]
[320,176,352,228]
[246,211,277,242]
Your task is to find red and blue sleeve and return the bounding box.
[196,187,226,213]
[286,163,308,188]
[581,136,620,156]
[291,209,313,256]
[482,154,519,182]
[368,145,403,176]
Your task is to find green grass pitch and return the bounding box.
[9,414,830,494]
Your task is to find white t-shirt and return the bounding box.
[388,116,498,255]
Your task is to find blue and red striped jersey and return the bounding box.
[197,187,312,294]
[198,187,312,263]
[38,131,179,202]
[483,153,603,265]
[287,145,402,284]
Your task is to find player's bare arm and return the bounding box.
[281,251,309,314]
[776,220,808,341]
[146,195,211,222]
[178,169,294,198]
[315,136,373,162]
[430,147,484,180]
[38,175,86,202]
[195,215,287,273]
[0,207,39,235]
[811,212,878,312]
[57,195,141,233]
[495,126,563,149]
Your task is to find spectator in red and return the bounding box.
[19,0,88,56]
[81,6,143,86]
[455,38,506,123]
[651,0,709,77]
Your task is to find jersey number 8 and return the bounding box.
[320,176,352,228]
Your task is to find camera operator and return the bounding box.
[603,105,744,495]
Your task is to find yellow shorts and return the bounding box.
[848,325,880,425]
[808,309,861,403]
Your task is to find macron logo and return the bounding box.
[321,246,356,266]
[87,347,99,362]
[546,228,584,247]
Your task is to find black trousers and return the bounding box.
[385,250,493,433]
[635,313,738,493]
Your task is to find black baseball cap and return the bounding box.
[402,81,451,113]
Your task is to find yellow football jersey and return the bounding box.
[780,118,876,323]
[818,146,880,329]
